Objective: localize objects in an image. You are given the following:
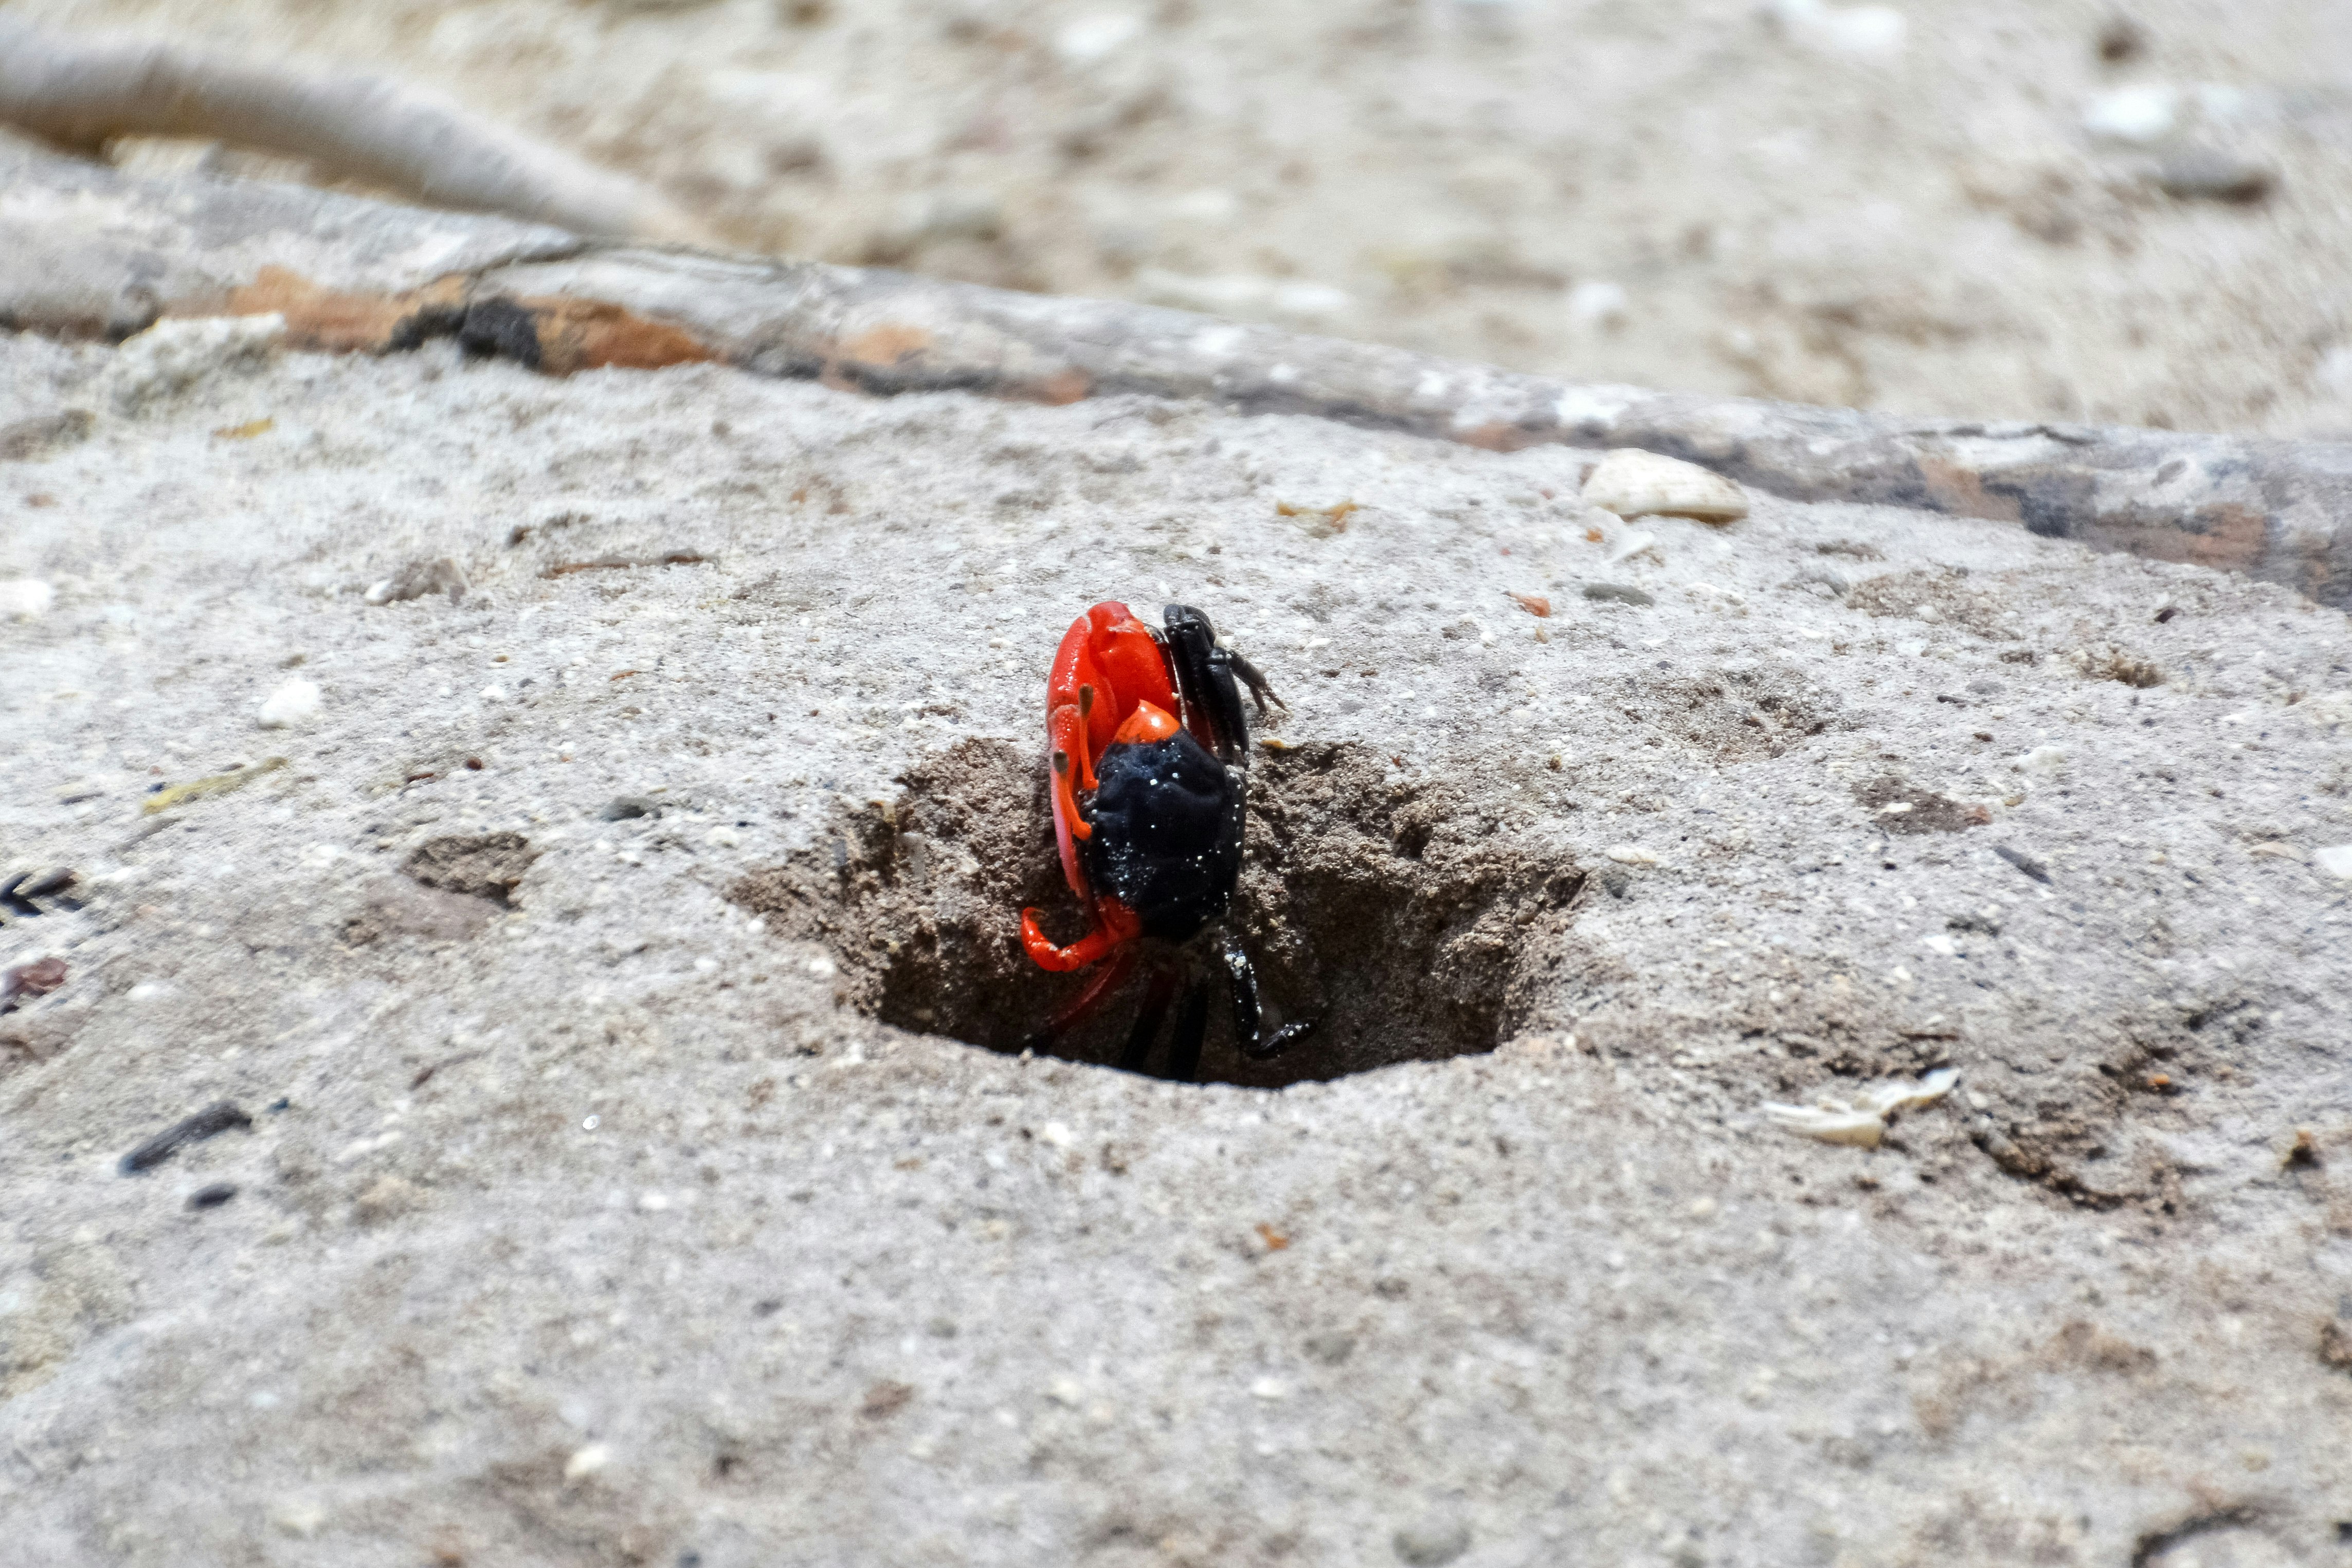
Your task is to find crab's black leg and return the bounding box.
[1163,978,1213,1084]
[1220,931,1315,1061]
[1221,647,1286,719]
[1163,603,1255,764]
[1024,942,1138,1051]
[1119,961,1180,1074]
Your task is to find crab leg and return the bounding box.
[1019,896,1143,973]
[1220,931,1315,1060]
[1118,962,1181,1074]
[1023,942,1139,1050]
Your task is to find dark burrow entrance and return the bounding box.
[728,739,1588,1088]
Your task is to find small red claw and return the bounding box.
[1020,899,1142,973]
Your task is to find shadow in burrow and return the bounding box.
[727,738,1589,1088]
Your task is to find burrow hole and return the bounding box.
[730,739,1587,1088]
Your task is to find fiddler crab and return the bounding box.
[1018,600,1316,1079]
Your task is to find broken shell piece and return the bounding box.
[1764,1067,1959,1147]
[1763,1103,1890,1147]
[1603,528,1658,566]
[1582,449,1748,524]
[1604,844,1658,865]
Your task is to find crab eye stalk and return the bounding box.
[1078,683,1095,719]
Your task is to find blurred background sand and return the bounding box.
[14,0,2352,435]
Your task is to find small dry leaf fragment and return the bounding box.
[1507,591,1552,618]
[1255,1222,1291,1251]
[143,756,288,815]
[211,416,275,440]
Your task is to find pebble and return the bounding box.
[1768,0,1907,59]
[1582,450,1747,523]
[106,313,285,409]
[257,678,322,728]
[1249,1377,1289,1400]
[1055,12,1142,65]
[0,579,55,618]
[2083,84,2179,145]
[1584,582,1653,606]
[188,1181,239,1210]
[2314,846,2352,881]
[2013,743,2068,779]
[2152,148,2273,203]
[268,1498,327,1537]
[563,1442,612,1480]
[363,557,468,605]
[1392,1512,1472,1567]
[1566,279,1627,329]
[1604,844,1658,866]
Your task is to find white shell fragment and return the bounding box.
[0,578,56,618]
[257,678,322,728]
[2314,846,2352,882]
[1581,449,1748,524]
[1763,1067,1960,1148]
[1603,527,1658,566]
[1604,844,1658,866]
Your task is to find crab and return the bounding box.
[1018,600,1314,1079]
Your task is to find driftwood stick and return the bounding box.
[0,17,698,242]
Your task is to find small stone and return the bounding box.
[1768,0,1907,59]
[1566,279,1627,329]
[1249,1377,1289,1400]
[1582,449,1747,523]
[563,1442,611,1480]
[106,314,285,409]
[1605,844,1658,866]
[2152,148,2274,203]
[363,557,468,606]
[0,408,94,462]
[1055,12,1142,64]
[1583,582,1653,606]
[1046,1376,1085,1407]
[1304,1332,1356,1365]
[0,579,55,618]
[257,678,321,728]
[2082,83,2179,144]
[2013,744,2069,779]
[269,1498,327,1537]
[187,1182,239,1210]
[1393,1511,1472,1567]
[2313,846,2352,881]
[353,1175,423,1225]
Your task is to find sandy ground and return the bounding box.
[13,0,2352,438]
[3,320,2351,1564]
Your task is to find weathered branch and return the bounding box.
[0,17,698,242]
[5,142,2350,607]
